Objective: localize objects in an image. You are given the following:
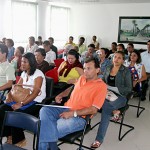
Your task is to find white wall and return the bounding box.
[70,3,150,49]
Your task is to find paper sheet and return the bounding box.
[36,104,71,109]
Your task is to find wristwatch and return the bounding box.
[20,102,24,106]
[73,111,78,117]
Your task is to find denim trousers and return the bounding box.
[39,107,86,150]
[96,96,127,143]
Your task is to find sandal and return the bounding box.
[15,139,26,148]
[6,136,12,144]
[91,140,101,149]
[111,110,122,122]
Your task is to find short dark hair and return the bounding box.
[43,40,50,46]
[6,39,14,46]
[88,44,95,49]
[129,50,141,64]
[101,48,109,55]
[117,43,125,50]
[69,36,74,40]
[84,57,100,69]
[0,44,8,58]
[22,53,37,76]
[128,42,134,48]
[35,48,46,57]
[112,42,117,46]
[38,36,42,39]
[80,37,85,42]
[114,51,125,60]
[48,37,54,42]
[17,46,24,54]
[29,36,35,42]
[67,49,79,60]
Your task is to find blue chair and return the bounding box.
[0,111,40,150]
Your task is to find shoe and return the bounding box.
[91,140,101,149]
[15,139,26,147]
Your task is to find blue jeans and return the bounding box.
[39,107,86,150]
[95,96,127,143]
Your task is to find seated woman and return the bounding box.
[55,49,83,95]
[35,48,51,74]
[0,53,46,146]
[96,48,111,78]
[11,46,24,76]
[91,51,132,149]
[124,50,147,100]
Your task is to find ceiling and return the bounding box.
[40,0,150,4]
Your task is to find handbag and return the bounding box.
[6,84,33,103]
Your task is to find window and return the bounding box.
[50,6,70,47]
[12,1,37,43]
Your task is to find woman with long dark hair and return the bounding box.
[0,53,46,147]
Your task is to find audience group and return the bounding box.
[0,35,150,150]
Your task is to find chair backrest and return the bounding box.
[54,58,64,68]
[45,67,58,83]
[1,111,40,149]
[45,76,54,98]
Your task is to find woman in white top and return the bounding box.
[124,50,147,99]
[0,53,46,146]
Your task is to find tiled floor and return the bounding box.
[23,93,150,150]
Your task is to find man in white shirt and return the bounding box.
[26,36,39,53]
[141,40,150,100]
[0,44,16,102]
[43,41,56,67]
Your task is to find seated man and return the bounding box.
[0,44,16,101]
[38,57,107,150]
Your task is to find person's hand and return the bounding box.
[67,79,76,84]
[133,80,137,87]
[5,98,13,103]
[11,103,22,110]
[55,95,63,103]
[60,111,74,119]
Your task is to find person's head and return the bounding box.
[111,42,117,51]
[48,37,54,46]
[67,49,79,64]
[97,48,109,59]
[117,43,125,51]
[38,36,42,41]
[113,51,125,66]
[69,36,74,43]
[0,44,8,62]
[129,50,141,64]
[127,43,134,54]
[35,48,46,64]
[73,45,79,52]
[64,44,74,53]
[43,40,50,52]
[14,46,24,57]
[92,36,97,42]
[29,36,35,46]
[6,39,14,48]
[88,44,95,53]
[79,37,85,45]
[2,37,6,44]
[21,53,37,75]
[84,57,100,81]
[147,40,150,53]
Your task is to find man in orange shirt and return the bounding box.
[39,57,107,150]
